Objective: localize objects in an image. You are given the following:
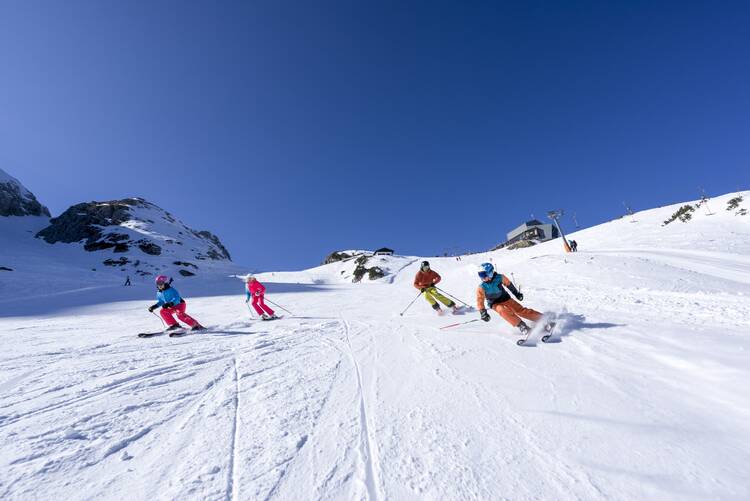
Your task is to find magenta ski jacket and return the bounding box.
[246,280,266,300]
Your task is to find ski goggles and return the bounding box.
[478,271,491,279]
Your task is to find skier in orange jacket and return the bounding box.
[476,262,550,334]
[414,261,459,314]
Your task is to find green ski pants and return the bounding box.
[423,287,453,308]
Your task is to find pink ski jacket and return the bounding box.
[246,280,266,299]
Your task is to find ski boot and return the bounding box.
[540,321,556,343]
[449,302,461,315]
[191,324,206,332]
[517,321,531,335]
[432,303,444,316]
[165,324,182,333]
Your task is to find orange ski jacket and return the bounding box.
[476,273,513,310]
[414,269,441,290]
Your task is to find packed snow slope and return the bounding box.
[1,192,749,500]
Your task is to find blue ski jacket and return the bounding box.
[156,286,183,307]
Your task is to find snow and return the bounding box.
[1,191,749,500]
[0,168,24,186]
[0,167,33,198]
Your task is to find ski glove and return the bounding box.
[148,304,159,312]
[507,283,523,301]
[162,302,174,308]
[480,309,490,322]
[515,292,524,301]
[420,287,427,293]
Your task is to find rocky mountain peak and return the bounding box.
[0,168,51,217]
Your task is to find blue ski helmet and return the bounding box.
[477,262,494,279]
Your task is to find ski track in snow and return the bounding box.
[2,195,750,500]
[227,353,240,501]
[341,318,380,501]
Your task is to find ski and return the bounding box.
[516,318,557,346]
[516,334,532,346]
[541,322,557,343]
[138,326,208,338]
[261,315,283,321]
[138,331,164,338]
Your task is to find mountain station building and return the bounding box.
[505,220,559,246]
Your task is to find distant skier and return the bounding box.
[475,263,549,335]
[147,275,205,332]
[570,240,579,252]
[244,275,279,320]
[123,275,131,286]
[413,261,459,314]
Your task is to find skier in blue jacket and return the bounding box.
[148,275,205,332]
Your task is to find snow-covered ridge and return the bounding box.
[260,191,750,288]
[33,197,232,278]
[267,249,417,284]
[0,167,50,217]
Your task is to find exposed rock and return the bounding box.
[178,269,196,277]
[0,266,13,271]
[194,231,231,260]
[0,168,51,217]
[506,240,537,250]
[726,196,743,211]
[103,257,130,267]
[173,261,198,269]
[37,199,139,245]
[83,232,131,253]
[351,255,386,282]
[355,255,368,266]
[137,241,162,256]
[663,205,695,225]
[367,267,385,280]
[323,251,354,265]
[352,265,367,282]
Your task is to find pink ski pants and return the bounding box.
[160,302,199,328]
[251,294,275,316]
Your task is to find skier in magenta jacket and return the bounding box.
[244,276,278,320]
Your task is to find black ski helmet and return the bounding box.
[421,260,430,269]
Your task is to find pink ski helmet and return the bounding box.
[155,275,170,286]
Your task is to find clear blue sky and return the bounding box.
[1,1,748,270]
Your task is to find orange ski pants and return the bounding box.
[492,299,542,327]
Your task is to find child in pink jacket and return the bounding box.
[244,276,278,320]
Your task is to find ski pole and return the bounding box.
[434,287,472,308]
[264,297,294,316]
[511,273,521,292]
[440,319,479,330]
[151,310,168,330]
[399,291,423,316]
